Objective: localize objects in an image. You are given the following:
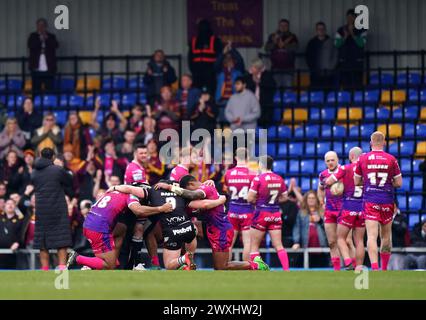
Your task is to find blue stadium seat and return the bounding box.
[302,91,324,104]
[294,126,304,138]
[389,141,415,156]
[421,89,426,102]
[54,111,68,126]
[277,126,292,139]
[34,95,58,108]
[289,142,304,156]
[102,77,126,90]
[397,73,421,86]
[267,126,277,139]
[300,160,315,174]
[289,160,300,173]
[305,142,316,155]
[321,124,332,138]
[121,93,137,107]
[277,143,287,156]
[295,125,319,138]
[409,196,423,210]
[310,107,336,121]
[96,111,105,124]
[400,159,412,173]
[55,78,75,91]
[412,159,422,172]
[60,94,84,108]
[317,142,331,155]
[413,178,423,191]
[397,195,407,211]
[273,91,281,104]
[273,107,283,121]
[416,124,426,137]
[129,77,145,90]
[333,125,346,138]
[377,107,391,120]
[354,90,380,103]
[7,95,25,109]
[349,124,375,138]
[400,178,411,192]
[344,141,359,154]
[361,141,371,153]
[364,106,376,119]
[393,106,419,120]
[283,91,297,104]
[408,215,421,229]
[404,123,415,137]
[327,91,351,104]
[0,79,23,92]
[331,141,344,155]
[136,92,147,104]
[370,73,394,86]
[301,177,311,191]
[273,160,287,175]
[86,93,121,108]
[316,161,326,173]
[267,143,277,157]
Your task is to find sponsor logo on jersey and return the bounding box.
[172,225,193,236]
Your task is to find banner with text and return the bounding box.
[187,0,263,47]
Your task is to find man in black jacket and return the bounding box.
[27,18,59,96]
[31,148,73,270]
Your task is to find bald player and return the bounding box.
[318,151,345,271]
[354,132,402,271]
[326,147,365,270]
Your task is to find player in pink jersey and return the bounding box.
[247,156,290,271]
[66,188,173,270]
[354,131,402,271]
[169,147,192,182]
[318,151,346,271]
[223,148,256,261]
[326,147,365,270]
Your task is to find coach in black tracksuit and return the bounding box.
[31,148,73,270]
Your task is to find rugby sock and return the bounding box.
[344,258,353,267]
[249,261,258,270]
[151,255,160,266]
[277,249,289,271]
[41,266,49,271]
[250,252,260,261]
[352,258,357,267]
[371,262,379,271]
[76,255,105,270]
[58,264,67,271]
[331,257,341,271]
[380,252,391,271]
[131,238,144,266]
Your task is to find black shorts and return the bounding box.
[117,210,137,230]
[162,220,196,250]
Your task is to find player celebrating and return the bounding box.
[66,188,172,270]
[224,148,256,261]
[354,131,402,271]
[247,156,290,271]
[318,151,344,271]
[326,147,365,270]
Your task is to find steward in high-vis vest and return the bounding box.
[188,19,223,95]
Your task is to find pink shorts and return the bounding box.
[338,210,365,229]
[251,211,282,231]
[228,211,253,232]
[83,228,115,255]
[324,209,339,224]
[206,224,234,252]
[363,202,394,225]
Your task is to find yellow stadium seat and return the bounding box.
[416,141,426,157]
[283,108,308,123]
[24,79,32,93]
[79,111,93,125]
[377,124,402,138]
[292,73,310,87]
[381,90,406,104]
[420,107,426,120]
[76,77,100,92]
[337,107,363,121]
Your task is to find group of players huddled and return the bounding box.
[67,130,402,271]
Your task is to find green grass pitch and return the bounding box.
[0,270,425,299]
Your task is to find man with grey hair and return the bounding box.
[354,131,402,271]
[244,58,276,127]
[326,147,365,270]
[318,151,345,270]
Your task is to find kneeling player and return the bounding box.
[66,188,172,270]
[326,147,365,270]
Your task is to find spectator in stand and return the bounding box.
[403,218,426,269]
[176,74,201,120]
[0,102,6,131]
[63,112,92,160]
[191,87,217,136]
[388,205,410,270]
[17,98,43,140]
[280,178,301,247]
[75,146,102,203]
[265,19,294,53]
[214,41,245,122]
[144,49,177,105]
[0,182,6,200]
[100,138,128,185]
[419,159,426,209]
[306,22,338,89]
[0,118,26,159]
[27,18,59,95]
[153,86,181,132]
[116,130,136,161]
[31,112,62,155]
[225,76,260,131]
[292,190,328,267]
[126,104,147,136]
[62,144,85,173]
[20,149,35,193]
[145,139,165,185]
[92,98,128,145]
[136,116,156,145]
[244,58,276,128]
[269,21,299,90]
[0,151,23,196]
[188,19,223,94]
[0,199,23,269]
[335,9,367,89]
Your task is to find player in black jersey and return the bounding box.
[111,181,226,270]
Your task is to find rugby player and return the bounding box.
[318,151,345,271]
[326,147,365,270]
[66,188,172,270]
[223,147,256,261]
[156,177,269,270]
[354,131,402,271]
[247,155,290,271]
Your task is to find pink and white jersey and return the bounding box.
[84,191,139,233]
[319,166,344,211]
[224,166,256,214]
[354,150,401,204]
[332,162,363,212]
[196,184,232,229]
[249,171,287,211]
[124,161,147,184]
[169,164,189,182]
